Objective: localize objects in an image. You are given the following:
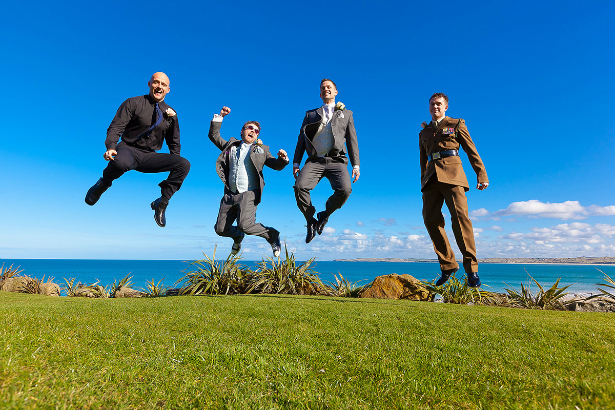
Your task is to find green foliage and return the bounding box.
[505,275,574,310]
[110,274,134,297]
[144,278,168,297]
[62,277,109,298]
[585,269,615,303]
[0,263,23,281]
[178,247,250,295]
[421,272,489,304]
[250,245,325,295]
[325,272,366,297]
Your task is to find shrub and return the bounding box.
[585,270,615,303]
[110,274,134,298]
[178,247,250,295]
[144,278,168,297]
[326,273,366,297]
[505,276,574,310]
[421,272,490,304]
[249,245,325,295]
[0,264,23,282]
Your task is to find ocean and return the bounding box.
[1,259,614,296]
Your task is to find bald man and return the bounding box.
[85,72,190,227]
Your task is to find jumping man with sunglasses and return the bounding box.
[208,106,289,257]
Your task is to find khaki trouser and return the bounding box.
[422,179,478,273]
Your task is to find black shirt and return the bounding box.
[105,95,181,155]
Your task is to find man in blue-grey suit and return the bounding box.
[293,79,360,243]
[209,106,289,257]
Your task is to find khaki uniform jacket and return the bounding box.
[209,121,288,205]
[419,116,488,192]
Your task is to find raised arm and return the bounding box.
[208,106,231,150]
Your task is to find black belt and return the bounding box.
[428,150,459,162]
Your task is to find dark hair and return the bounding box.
[429,92,449,104]
[320,78,337,90]
[242,121,261,131]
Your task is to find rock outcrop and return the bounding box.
[360,274,432,301]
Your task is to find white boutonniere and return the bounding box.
[253,139,264,153]
[421,121,428,129]
[165,108,176,118]
[335,102,345,119]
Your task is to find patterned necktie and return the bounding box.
[324,106,331,123]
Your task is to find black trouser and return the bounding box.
[102,143,190,200]
[293,158,352,221]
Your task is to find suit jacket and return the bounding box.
[209,121,288,205]
[419,116,488,192]
[293,106,360,167]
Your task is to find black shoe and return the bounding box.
[151,197,168,227]
[269,234,281,258]
[435,267,458,286]
[231,232,245,255]
[316,211,329,235]
[85,178,109,206]
[467,272,482,288]
[306,218,317,243]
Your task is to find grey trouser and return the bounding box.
[293,159,352,221]
[214,189,278,242]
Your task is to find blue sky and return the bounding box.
[2,0,614,260]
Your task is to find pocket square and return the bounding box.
[336,111,344,119]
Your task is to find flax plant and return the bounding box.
[250,245,325,295]
[421,272,489,304]
[585,270,615,303]
[110,274,134,297]
[505,275,574,310]
[144,278,168,297]
[326,272,366,297]
[0,263,23,281]
[178,247,250,295]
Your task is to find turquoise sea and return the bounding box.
[2,259,615,296]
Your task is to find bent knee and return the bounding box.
[336,187,352,198]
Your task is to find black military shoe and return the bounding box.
[85,178,110,206]
[306,218,317,243]
[467,272,482,288]
[435,267,458,286]
[316,211,329,235]
[151,197,169,227]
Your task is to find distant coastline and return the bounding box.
[333,257,615,265]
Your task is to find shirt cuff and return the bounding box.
[353,165,360,170]
[293,163,300,168]
[212,114,223,122]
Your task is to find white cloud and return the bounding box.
[322,226,336,235]
[356,221,364,227]
[378,218,397,226]
[500,223,615,245]
[474,200,615,221]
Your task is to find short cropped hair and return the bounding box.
[429,92,449,104]
[242,121,261,131]
[320,78,337,89]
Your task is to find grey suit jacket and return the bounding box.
[292,106,360,167]
[209,120,288,205]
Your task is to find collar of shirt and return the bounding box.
[322,103,335,114]
[432,116,446,127]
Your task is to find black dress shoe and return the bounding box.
[435,267,458,286]
[316,211,329,235]
[467,272,482,288]
[306,218,317,243]
[151,197,168,227]
[85,178,109,206]
[269,233,281,257]
[231,232,245,255]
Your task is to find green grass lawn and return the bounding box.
[1,292,614,409]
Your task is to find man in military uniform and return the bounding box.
[419,93,488,287]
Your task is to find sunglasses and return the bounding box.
[244,125,260,134]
